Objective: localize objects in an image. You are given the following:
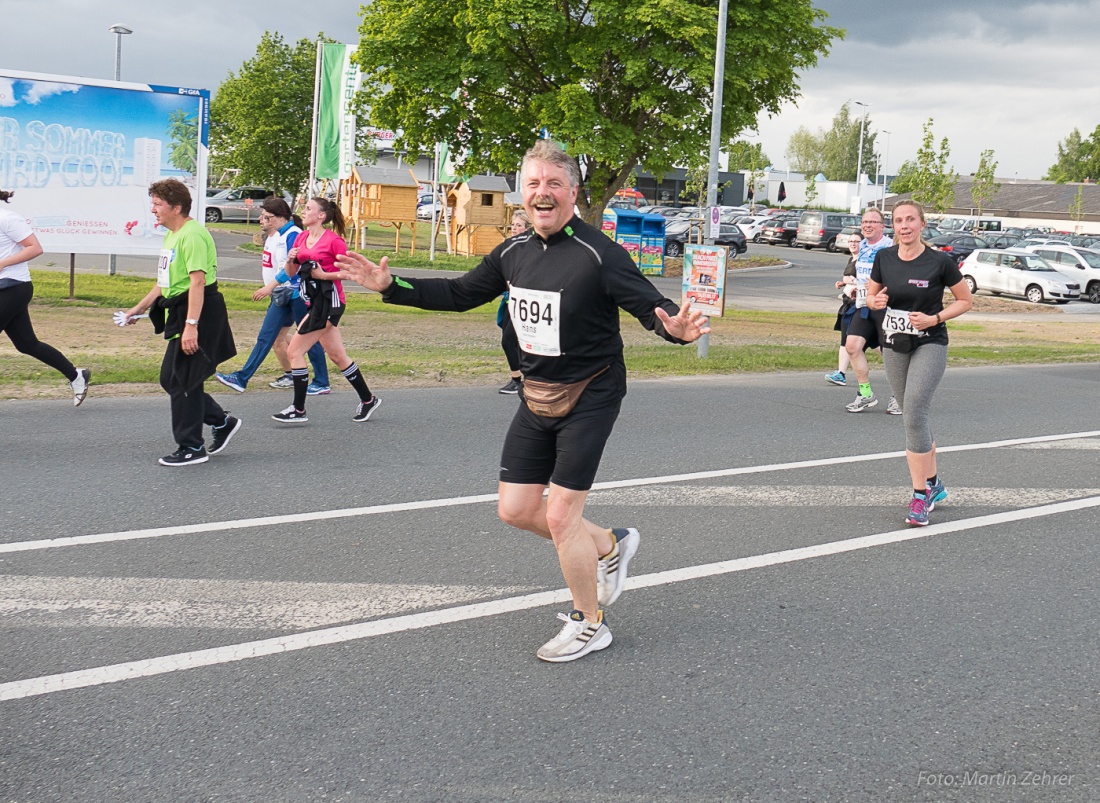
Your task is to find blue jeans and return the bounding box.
[237,297,328,386]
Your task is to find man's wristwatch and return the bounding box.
[185,318,199,326]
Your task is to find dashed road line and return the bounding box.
[2,494,1098,702]
[2,430,1097,555]
[0,577,539,631]
[588,486,1100,507]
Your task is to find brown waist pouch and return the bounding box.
[523,366,610,418]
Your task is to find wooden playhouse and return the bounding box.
[449,176,513,257]
[339,167,420,252]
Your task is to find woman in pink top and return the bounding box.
[272,197,380,425]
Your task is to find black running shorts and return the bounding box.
[845,307,882,351]
[499,399,622,492]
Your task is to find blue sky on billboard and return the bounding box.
[3,0,1099,180]
[1,78,196,159]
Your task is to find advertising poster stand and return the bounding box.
[681,243,727,318]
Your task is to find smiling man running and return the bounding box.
[335,140,710,662]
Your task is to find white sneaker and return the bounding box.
[845,393,878,413]
[536,611,612,663]
[70,368,90,407]
[597,528,640,606]
[886,396,902,415]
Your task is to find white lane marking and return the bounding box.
[588,486,1100,508]
[0,492,498,555]
[3,430,1098,556]
[3,494,1098,702]
[1013,438,1100,450]
[0,577,538,631]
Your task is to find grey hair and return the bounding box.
[522,140,580,189]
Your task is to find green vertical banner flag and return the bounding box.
[437,142,460,183]
[315,43,361,180]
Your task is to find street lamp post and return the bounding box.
[880,130,892,210]
[699,0,729,359]
[108,24,132,81]
[853,101,869,209]
[108,24,132,276]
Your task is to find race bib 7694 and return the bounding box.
[508,285,561,356]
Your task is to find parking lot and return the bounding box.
[2,362,1097,801]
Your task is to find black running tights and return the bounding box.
[0,282,76,381]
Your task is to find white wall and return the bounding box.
[754,173,886,211]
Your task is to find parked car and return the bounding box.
[734,214,773,243]
[719,205,751,217]
[663,218,747,257]
[928,233,989,264]
[416,199,445,220]
[1023,245,1100,303]
[959,249,1081,304]
[638,205,686,219]
[1016,237,1071,250]
[759,216,799,246]
[834,226,861,254]
[985,234,1023,250]
[613,187,645,208]
[204,187,291,223]
[796,210,861,252]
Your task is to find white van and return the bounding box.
[936,216,1002,233]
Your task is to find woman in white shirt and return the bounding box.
[0,189,89,405]
[214,198,329,393]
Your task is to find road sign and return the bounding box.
[709,206,721,240]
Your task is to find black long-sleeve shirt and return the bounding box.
[382,216,685,403]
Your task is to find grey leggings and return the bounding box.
[881,342,947,453]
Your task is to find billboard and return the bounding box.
[0,68,209,256]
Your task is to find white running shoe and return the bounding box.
[845,393,878,413]
[886,396,902,415]
[536,611,612,663]
[597,527,640,606]
[70,368,90,406]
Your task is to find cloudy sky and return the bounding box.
[4,0,1098,180]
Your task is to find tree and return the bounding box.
[1069,185,1085,233]
[909,118,957,214]
[970,149,999,223]
[887,159,918,195]
[166,109,198,176]
[821,102,875,183]
[1044,125,1100,183]
[726,139,770,172]
[354,0,841,224]
[210,32,326,195]
[728,138,768,211]
[785,126,824,175]
[804,173,818,207]
[783,102,875,182]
